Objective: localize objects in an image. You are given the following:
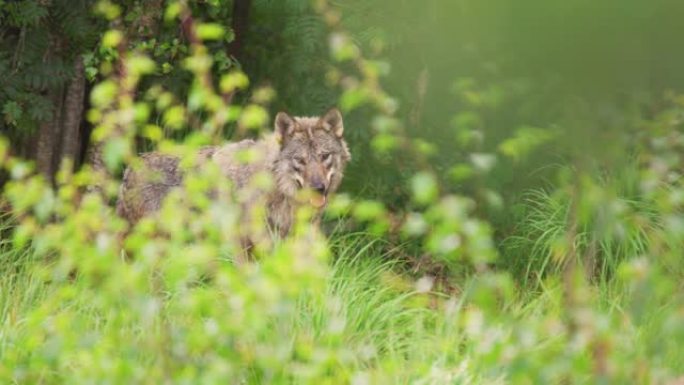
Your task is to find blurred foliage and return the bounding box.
[0,0,100,136]
[1,0,684,383]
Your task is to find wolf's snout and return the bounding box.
[311,180,326,195]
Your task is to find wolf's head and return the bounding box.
[272,108,351,208]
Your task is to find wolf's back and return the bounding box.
[116,152,187,223]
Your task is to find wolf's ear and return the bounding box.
[319,108,344,138]
[275,112,296,142]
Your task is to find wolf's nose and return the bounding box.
[311,181,326,195]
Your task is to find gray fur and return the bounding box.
[116,108,351,238]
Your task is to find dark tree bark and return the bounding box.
[34,32,66,181]
[36,86,64,180]
[229,0,251,61]
[59,56,86,170]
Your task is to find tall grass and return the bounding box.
[1,228,683,382]
[501,187,656,286]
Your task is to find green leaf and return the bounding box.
[499,126,557,162]
[85,66,98,81]
[90,80,118,108]
[133,103,150,123]
[163,105,186,130]
[371,116,400,134]
[196,23,225,41]
[2,101,22,125]
[102,137,129,171]
[142,124,163,141]
[469,153,497,173]
[340,87,369,112]
[94,0,121,20]
[448,164,474,183]
[102,30,123,48]
[239,105,268,130]
[330,32,360,62]
[128,55,156,76]
[411,172,439,205]
[371,133,398,153]
[164,1,181,21]
[402,212,428,236]
[220,71,249,94]
[352,200,386,221]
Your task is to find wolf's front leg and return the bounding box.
[234,237,255,265]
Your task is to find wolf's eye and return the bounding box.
[320,153,332,162]
[293,156,306,169]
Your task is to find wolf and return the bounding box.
[116,108,351,242]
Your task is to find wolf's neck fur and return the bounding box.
[257,134,301,237]
[266,189,294,237]
[211,133,313,237]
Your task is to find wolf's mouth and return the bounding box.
[294,179,328,208]
[309,193,327,208]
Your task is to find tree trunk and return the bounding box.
[59,56,86,170]
[35,86,64,181]
[229,0,251,61]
